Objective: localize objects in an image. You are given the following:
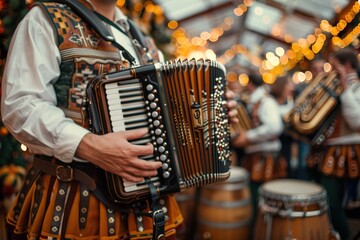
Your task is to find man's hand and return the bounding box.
[226,90,239,124]
[76,128,161,182]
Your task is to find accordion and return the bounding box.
[86,59,231,204]
[283,71,342,145]
[230,100,253,138]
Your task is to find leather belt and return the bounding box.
[33,157,97,191]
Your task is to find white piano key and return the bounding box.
[106,92,143,100]
[107,96,144,106]
[105,79,141,89]
[123,177,159,187]
[111,114,147,125]
[105,83,142,93]
[124,178,161,192]
[112,122,148,132]
[108,102,145,111]
[110,112,147,122]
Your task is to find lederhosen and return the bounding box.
[241,97,287,183]
[6,2,183,240]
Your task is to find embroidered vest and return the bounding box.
[36,2,134,128]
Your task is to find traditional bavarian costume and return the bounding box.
[3,2,183,239]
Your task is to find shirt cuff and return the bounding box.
[54,124,90,163]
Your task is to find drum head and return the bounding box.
[260,179,325,201]
[227,166,249,183]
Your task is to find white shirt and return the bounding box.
[245,86,284,154]
[325,73,360,145]
[1,6,140,163]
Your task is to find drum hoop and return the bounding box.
[259,188,327,203]
[259,203,328,218]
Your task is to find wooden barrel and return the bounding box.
[175,188,198,240]
[195,167,252,240]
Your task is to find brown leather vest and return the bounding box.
[36,2,133,128]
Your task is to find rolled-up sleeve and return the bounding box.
[1,7,89,163]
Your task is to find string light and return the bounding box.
[165,0,359,85]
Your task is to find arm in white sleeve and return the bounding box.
[1,7,89,162]
[340,85,360,130]
[246,97,284,143]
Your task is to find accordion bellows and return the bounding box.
[86,59,231,204]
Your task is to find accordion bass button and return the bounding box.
[154,120,160,127]
[157,138,164,144]
[146,84,153,91]
[155,129,162,135]
[158,146,165,153]
[148,94,155,100]
[162,163,168,169]
[163,171,170,178]
[152,112,159,118]
[150,102,157,109]
[160,154,167,161]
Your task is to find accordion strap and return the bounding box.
[146,178,166,240]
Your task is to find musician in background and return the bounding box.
[231,73,284,233]
[306,47,360,240]
[299,58,327,181]
[269,75,295,178]
[1,0,239,239]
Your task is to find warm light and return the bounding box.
[239,74,249,86]
[263,73,275,84]
[21,144,27,152]
[272,25,281,36]
[200,31,210,40]
[188,51,206,60]
[117,0,125,7]
[266,52,275,60]
[205,49,217,60]
[275,47,285,57]
[254,7,263,16]
[324,62,332,72]
[243,0,253,7]
[234,8,244,16]
[280,55,289,65]
[305,71,313,81]
[227,71,238,82]
[224,17,234,25]
[168,20,178,30]
[307,35,316,44]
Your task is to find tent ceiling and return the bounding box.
[154,0,351,69]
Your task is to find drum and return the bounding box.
[254,179,338,240]
[195,167,252,240]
